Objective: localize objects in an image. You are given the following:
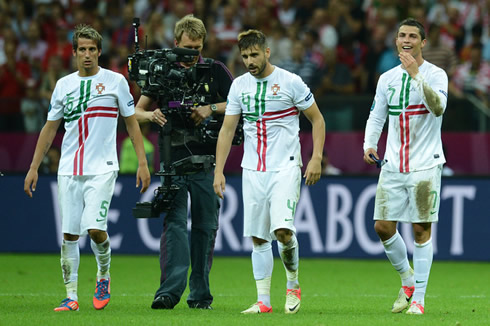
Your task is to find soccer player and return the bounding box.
[363,18,448,315]
[24,24,151,311]
[213,29,325,314]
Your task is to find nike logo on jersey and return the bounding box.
[415,280,425,284]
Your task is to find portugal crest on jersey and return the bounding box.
[271,83,280,95]
[96,83,105,94]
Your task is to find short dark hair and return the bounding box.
[237,29,268,52]
[398,18,426,40]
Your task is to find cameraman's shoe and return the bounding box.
[189,302,213,310]
[151,296,175,309]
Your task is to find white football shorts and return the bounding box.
[242,166,301,241]
[374,164,442,223]
[58,171,117,236]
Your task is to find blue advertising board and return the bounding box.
[1,175,489,261]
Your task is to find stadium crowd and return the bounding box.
[0,0,489,133]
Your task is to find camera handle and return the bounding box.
[132,119,181,218]
[160,118,173,187]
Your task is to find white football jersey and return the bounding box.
[227,66,315,171]
[48,67,135,175]
[364,61,448,172]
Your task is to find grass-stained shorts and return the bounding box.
[374,164,442,223]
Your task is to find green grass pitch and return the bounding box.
[0,254,488,326]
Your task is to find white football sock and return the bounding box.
[277,234,300,289]
[382,231,414,287]
[60,239,80,301]
[412,238,433,305]
[91,237,111,281]
[252,241,273,307]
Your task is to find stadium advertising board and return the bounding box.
[2,175,489,261]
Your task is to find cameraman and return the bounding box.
[134,14,233,310]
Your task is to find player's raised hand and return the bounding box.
[399,52,419,78]
[213,172,226,199]
[24,169,38,198]
[136,164,151,193]
[303,158,322,186]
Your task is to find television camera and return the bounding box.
[128,18,242,218]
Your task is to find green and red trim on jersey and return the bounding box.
[399,104,429,173]
[255,107,299,171]
[73,106,118,175]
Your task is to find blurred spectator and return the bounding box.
[111,4,142,50]
[314,48,354,96]
[364,23,390,92]
[336,34,368,92]
[162,1,190,47]
[16,21,47,81]
[251,1,277,36]
[449,43,490,107]
[10,2,31,42]
[377,5,399,49]
[21,78,45,133]
[458,0,484,47]
[278,41,319,89]
[440,4,465,53]
[143,11,171,49]
[422,24,458,77]
[119,121,154,174]
[34,2,57,47]
[294,0,318,28]
[327,0,364,42]
[459,24,483,62]
[193,0,211,24]
[39,54,69,109]
[406,2,427,29]
[48,1,69,39]
[42,22,73,71]
[267,21,293,66]
[0,26,17,66]
[212,4,241,63]
[134,0,165,23]
[0,40,31,131]
[202,32,223,63]
[302,28,325,68]
[427,0,454,26]
[277,0,297,28]
[310,7,338,51]
[376,45,399,77]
